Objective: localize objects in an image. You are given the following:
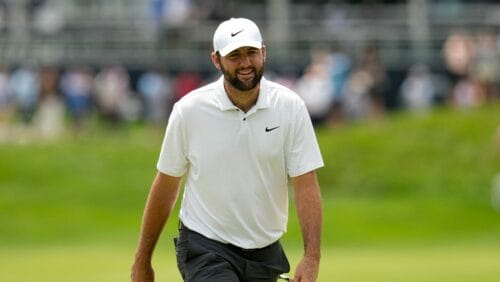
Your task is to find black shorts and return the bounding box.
[174,223,290,282]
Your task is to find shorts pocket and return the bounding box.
[174,228,189,279]
[245,242,290,281]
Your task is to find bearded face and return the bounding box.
[220,63,264,91]
[216,47,265,91]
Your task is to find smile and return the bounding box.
[237,69,254,75]
[237,69,255,80]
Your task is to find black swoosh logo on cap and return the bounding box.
[231,29,244,37]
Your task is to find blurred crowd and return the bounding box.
[0,27,499,143]
[293,28,499,127]
[0,63,206,142]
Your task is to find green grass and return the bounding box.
[317,106,500,199]
[1,105,500,281]
[2,244,500,282]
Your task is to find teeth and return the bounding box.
[238,70,253,75]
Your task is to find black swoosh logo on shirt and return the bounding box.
[265,126,280,132]
[231,29,244,37]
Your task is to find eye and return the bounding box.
[247,49,259,56]
[227,53,240,60]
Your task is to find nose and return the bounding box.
[239,54,252,67]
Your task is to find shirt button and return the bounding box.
[243,117,247,121]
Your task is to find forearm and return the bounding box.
[293,171,323,259]
[297,198,322,260]
[134,172,181,263]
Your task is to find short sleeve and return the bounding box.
[157,104,189,177]
[286,101,324,177]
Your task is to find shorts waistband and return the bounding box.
[179,221,278,254]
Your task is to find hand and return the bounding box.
[290,256,320,282]
[131,260,155,282]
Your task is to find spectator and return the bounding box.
[295,49,334,125]
[148,0,166,33]
[172,70,202,102]
[9,64,39,124]
[94,64,139,125]
[329,46,352,125]
[442,31,475,95]
[137,67,173,125]
[469,29,498,102]
[341,69,373,120]
[150,0,193,47]
[399,64,435,113]
[33,66,64,140]
[31,0,64,35]
[342,44,389,121]
[161,0,192,28]
[450,76,485,109]
[330,47,352,103]
[60,65,94,134]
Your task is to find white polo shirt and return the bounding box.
[157,76,324,249]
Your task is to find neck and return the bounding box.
[224,81,260,113]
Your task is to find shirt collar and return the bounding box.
[215,76,270,112]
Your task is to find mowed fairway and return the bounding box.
[1,105,499,281]
[2,244,500,282]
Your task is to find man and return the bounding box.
[132,18,324,282]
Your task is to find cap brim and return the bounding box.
[218,41,262,56]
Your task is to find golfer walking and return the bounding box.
[132,18,324,282]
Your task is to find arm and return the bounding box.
[131,171,182,282]
[291,170,322,282]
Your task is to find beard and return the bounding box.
[220,63,264,91]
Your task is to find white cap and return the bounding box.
[213,18,263,56]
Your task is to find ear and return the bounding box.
[261,45,267,63]
[211,52,222,70]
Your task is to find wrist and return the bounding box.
[134,253,152,265]
[304,252,321,261]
